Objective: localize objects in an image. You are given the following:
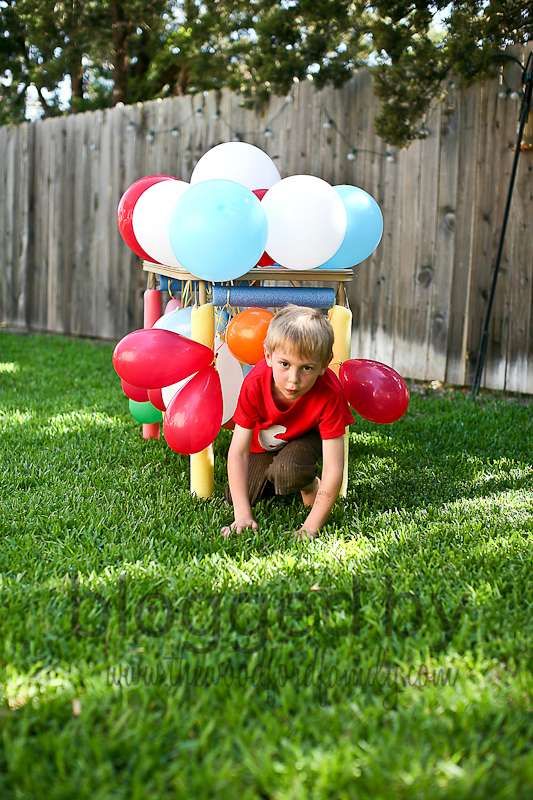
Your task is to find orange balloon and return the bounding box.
[226,308,274,365]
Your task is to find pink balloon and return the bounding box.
[164,297,182,314]
[148,387,166,411]
[120,379,149,402]
[339,359,409,424]
[112,329,213,389]
[163,366,222,454]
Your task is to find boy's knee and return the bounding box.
[267,460,317,495]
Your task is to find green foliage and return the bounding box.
[369,1,532,145]
[0,3,531,144]
[0,331,532,796]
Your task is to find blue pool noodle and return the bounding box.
[212,285,335,309]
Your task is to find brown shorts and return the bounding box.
[225,429,322,507]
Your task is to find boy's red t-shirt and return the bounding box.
[232,358,354,453]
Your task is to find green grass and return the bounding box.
[0,331,531,799]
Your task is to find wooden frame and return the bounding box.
[142,262,354,498]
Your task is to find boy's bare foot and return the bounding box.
[300,477,320,508]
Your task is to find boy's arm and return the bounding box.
[221,424,257,536]
[299,436,344,536]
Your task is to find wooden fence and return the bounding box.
[1,50,531,393]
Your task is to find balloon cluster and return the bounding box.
[117,142,383,281]
[114,299,409,454]
[113,301,249,453]
[113,298,283,453]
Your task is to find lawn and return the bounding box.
[0,331,531,799]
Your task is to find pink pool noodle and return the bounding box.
[142,289,162,440]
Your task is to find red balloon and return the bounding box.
[120,379,149,402]
[339,359,409,424]
[113,329,213,389]
[163,366,223,454]
[117,175,176,261]
[252,189,276,267]
[148,387,166,411]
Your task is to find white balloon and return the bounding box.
[215,337,244,424]
[132,179,189,266]
[261,175,347,269]
[190,142,281,190]
[161,372,195,409]
[161,337,243,424]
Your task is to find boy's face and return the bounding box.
[264,346,327,404]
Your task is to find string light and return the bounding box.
[497,58,525,103]
[321,104,398,163]
[121,86,398,165]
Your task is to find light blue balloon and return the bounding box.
[169,179,268,281]
[318,185,383,269]
[153,305,192,336]
[215,307,230,335]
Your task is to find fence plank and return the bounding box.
[505,152,533,393]
[429,83,460,381]
[445,84,481,386]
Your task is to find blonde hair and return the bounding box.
[264,305,334,367]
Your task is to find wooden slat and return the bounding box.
[390,138,422,376]
[504,137,533,393]
[143,262,354,282]
[445,84,481,386]
[0,125,7,322]
[469,83,510,391]
[428,82,460,381]
[415,103,442,380]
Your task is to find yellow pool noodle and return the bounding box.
[190,303,215,498]
[328,304,352,498]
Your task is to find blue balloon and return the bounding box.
[318,185,383,269]
[169,179,268,281]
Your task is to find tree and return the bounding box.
[1,1,531,146]
[0,0,229,120]
[0,1,106,122]
[229,1,531,146]
[368,1,532,145]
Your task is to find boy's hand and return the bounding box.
[294,526,319,540]
[221,516,258,538]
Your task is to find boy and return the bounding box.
[221,305,353,539]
